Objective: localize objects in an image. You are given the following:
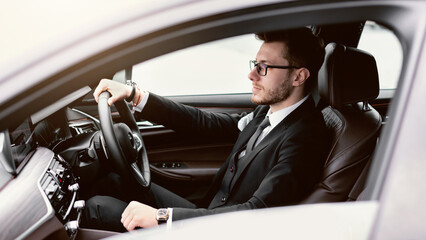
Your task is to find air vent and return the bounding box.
[69,121,97,134]
[40,157,66,199]
[41,173,58,199]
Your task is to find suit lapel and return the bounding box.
[232,108,269,152]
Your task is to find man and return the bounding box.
[84,27,329,232]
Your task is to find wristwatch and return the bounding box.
[156,208,170,224]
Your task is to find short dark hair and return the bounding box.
[255,28,325,93]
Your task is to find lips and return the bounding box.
[252,85,262,93]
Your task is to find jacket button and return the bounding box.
[230,166,234,173]
[221,197,226,202]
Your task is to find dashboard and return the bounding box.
[0,148,82,239]
[0,86,113,240]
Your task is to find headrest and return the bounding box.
[318,43,379,109]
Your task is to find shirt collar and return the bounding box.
[266,94,310,129]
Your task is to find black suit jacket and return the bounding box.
[137,93,329,221]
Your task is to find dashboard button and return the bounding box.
[68,183,79,192]
[73,200,85,210]
[64,220,79,236]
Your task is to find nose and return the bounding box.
[248,68,259,82]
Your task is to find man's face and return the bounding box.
[249,41,296,107]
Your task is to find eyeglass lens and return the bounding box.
[250,61,266,76]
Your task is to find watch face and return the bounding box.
[157,208,169,221]
[158,209,168,216]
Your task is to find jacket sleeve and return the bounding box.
[134,92,242,141]
[172,196,266,221]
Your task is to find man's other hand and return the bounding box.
[121,201,158,231]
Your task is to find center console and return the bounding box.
[41,154,84,238]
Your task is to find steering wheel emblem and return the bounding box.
[133,134,142,152]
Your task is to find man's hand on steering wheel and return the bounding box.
[94,78,144,106]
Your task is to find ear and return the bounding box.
[292,68,310,87]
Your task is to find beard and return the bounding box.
[251,77,293,105]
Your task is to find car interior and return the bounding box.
[0,5,401,239]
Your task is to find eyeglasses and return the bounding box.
[249,60,301,76]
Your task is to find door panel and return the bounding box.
[148,142,231,202]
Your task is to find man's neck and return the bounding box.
[269,93,307,113]
[265,94,309,129]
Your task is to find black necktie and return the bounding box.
[246,117,270,154]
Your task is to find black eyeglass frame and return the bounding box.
[249,60,302,76]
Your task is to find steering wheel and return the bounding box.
[97,91,151,188]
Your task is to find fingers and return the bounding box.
[121,201,134,224]
[122,215,136,231]
[93,79,110,103]
[108,95,120,106]
[122,215,133,231]
[121,202,133,230]
[127,217,139,231]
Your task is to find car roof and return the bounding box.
[0,0,281,78]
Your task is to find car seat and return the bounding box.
[300,42,382,203]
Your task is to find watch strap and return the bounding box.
[156,208,170,224]
[125,82,136,102]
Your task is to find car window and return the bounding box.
[358,21,402,90]
[131,34,262,96]
[131,22,402,95]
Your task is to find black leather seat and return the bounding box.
[301,42,382,203]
